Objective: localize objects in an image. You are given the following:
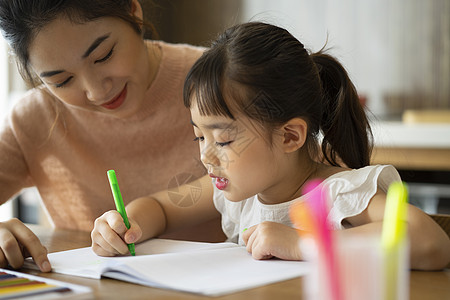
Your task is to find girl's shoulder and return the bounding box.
[326,164,399,179]
[324,164,401,194]
[323,165,401,229]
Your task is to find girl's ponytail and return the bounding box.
[311,51,373,169]
[183,22,372,170]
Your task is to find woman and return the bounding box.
[0,0,219,272]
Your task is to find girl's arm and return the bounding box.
[91,174,218,256]
[343,191,450,270]
[128,174,218,241]
[242,222,303,260]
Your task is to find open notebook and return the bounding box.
[24,239,310,296]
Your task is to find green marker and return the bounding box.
[107,170,136,256]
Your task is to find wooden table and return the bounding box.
[21,225,450,300]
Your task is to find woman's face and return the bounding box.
[28,14,150,118]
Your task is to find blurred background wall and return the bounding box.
[148,0,449,117]
[3,0,448,120]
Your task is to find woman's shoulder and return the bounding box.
[157,40,206,54]
[9,86,60,121]
[4,86,64,144]
[148,40,205,61]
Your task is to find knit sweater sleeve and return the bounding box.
[0,98,31,202]
[0,117,28,202]
[0,88,59,203]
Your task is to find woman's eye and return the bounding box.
[95,46,114,64]
[216,141,232,147]
[55,76,73,88]
[193,137,204,142]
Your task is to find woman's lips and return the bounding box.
[102,85,127,109]
[209,173,229,190]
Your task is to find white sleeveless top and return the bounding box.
[213,165,401,245]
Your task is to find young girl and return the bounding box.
[92,22,450,270]
[0,0,219,272]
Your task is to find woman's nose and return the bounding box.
[83,73,113,102]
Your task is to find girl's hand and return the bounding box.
[91,210,142,256]
[242,221,303,260]
[0,219,50,272]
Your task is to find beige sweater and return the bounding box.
[0,41,206,231]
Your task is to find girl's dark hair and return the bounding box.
[184,22,372,169]
[0,0,156,87]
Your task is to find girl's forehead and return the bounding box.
[190,104,234,126]
[190,104,261,135]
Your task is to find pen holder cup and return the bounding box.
[302,235,409,300]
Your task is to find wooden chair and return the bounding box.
[429,214,450,269]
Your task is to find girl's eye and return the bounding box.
[95,46,114,64]
[193,136,204,142]
[216,141,232,147]
[55,76,73,88]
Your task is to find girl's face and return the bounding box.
[28,13,151,118]
[190,102,293,204]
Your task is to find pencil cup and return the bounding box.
[302,235,409,300]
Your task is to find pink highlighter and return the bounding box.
[290,180,342,300]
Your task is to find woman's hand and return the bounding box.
[91,210,142,256]
[0,218,50,272]
[242,221,303,260]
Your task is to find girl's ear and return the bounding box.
[279,118,308,153]
[130,0,144,20]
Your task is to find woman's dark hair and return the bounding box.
[0,0,156,87]
[184,22,372,169]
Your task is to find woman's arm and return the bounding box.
[0,219,50,272]
[344,191,450,270]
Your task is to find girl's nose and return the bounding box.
[83,74,113,102]
[200,143,221,167]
